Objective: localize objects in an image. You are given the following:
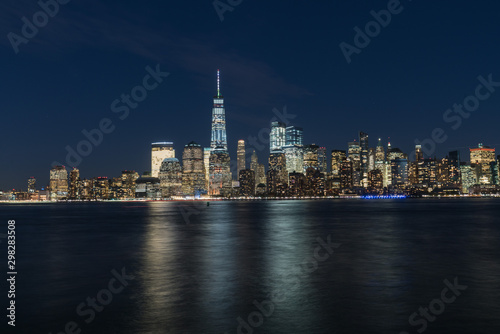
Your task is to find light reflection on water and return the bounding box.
[1,199,500,333]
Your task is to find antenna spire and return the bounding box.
[217,69,220,98]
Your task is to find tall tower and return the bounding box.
[210,70,227,152]
[270,121,286,152]
[237,140,246,176]
[359,131,369,188]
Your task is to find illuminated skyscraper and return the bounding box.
[348,141,361,186]
[391,158,409,190]
[270,121,286,152]
[204,147,211,189]
[318,146,327,173]
[210,70,228,151]
[415,145,424,161]
[470,143,495,164]
[256,164,266,187]
[28,177,36,194]
[340,159,353,191]
[250,149,258,172]
[285,126,303,146]
[49,166,68,200]
[121,170,139,198]
[239,169,255,196]
[331,150,347,177]
[237,140,246,175]
[159,158,182,197]
[182,142,206,196]
[303,144,319,173]
[359,132,369,188]
[69,168,80,199]
[375,138,385,165]
[449,150,460,184]
[460,164,476,193]
[209,151,232,196]
[268,152,287,195]
[387,146,406,161]
[151,142,175,177]
[283,145,304,175]
[470,144,496,184]
[368,148,375,172]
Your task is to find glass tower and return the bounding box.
[210,70,227,152]
[270,121,286,153]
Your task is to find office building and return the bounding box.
[49,166,68,200]
[270,121,286,152]
[209,150,232,196]
[283,145,304,175]
[159,158,182,197]
[151,142,175,177]
[239,169,255,196]
[182,141,206,196]
[237,140,246,175]
[303,144,319,173]
[359,131,369,188]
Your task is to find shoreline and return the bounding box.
[1,194,499,204]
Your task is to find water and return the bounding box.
[1,199,500,334]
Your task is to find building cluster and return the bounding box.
[4,70,500,200]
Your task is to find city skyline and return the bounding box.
[4,70,499,199]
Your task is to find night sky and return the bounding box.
[2,0,500,190]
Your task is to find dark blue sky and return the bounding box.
[2,0,500,190]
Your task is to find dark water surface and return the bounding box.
[1,199,500,334]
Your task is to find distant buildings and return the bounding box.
[15,70,500,200]
[159,158,182,197]
[303,144,319,173]
[151,142,175,177]
[237,140,246,176]
[209,150,231,196]
[270,121,286,152]
[49,166,68,200]
[239,169,255,196]
[181,142,206,196]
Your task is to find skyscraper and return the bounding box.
[368,147,375,172]
[359,131,369,188]
[49,166,68,200]
[69,168,80,199]
[204,147,211,189]
[331,150,347,177]
[237,140,246,175]
[283,145,304,174]
[209,151,232,196]
[303,144,319,173]
[268,152,287,195]
[270,121,286,152]
[470,144,496,185]
[250,149,258,172]
[151,142,175,177]
[348,141,361,186]
[210,70,228,151]
[27,177,36,194]
[239,169,255,196]
[318,146,327,173]
[159,158,182,197]
[285,126,303,146]
[121,170,139,199]
[415,145,424,161]
[375,138,385,165]
[182,141,206,196]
